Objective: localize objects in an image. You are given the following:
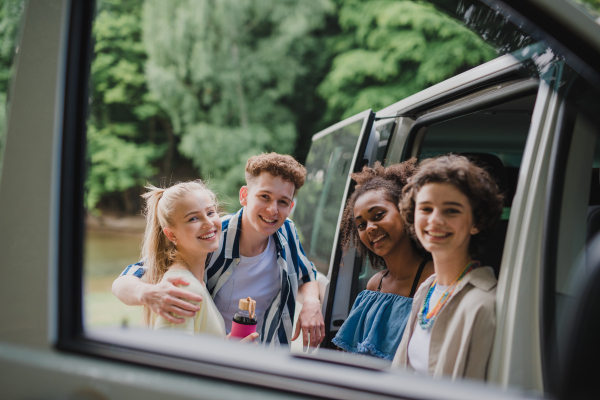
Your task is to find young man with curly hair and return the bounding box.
[112,153,324,349]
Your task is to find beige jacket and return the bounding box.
[392,266,497,381]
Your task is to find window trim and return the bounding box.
[393,63,525,119]
[56,0,94,348]
[539,70,588,394]
[400,79,540,161]
[380,64,537,167]
[52,0,600,397]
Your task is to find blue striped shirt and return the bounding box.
[120,207,317,348]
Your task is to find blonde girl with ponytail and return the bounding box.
[141,180,227,337]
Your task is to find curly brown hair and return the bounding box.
[245,152,306,192]
[400,154,504,257]
[339,159,420,270]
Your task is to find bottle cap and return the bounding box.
[239,297,256,319]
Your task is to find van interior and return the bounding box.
[351,92,538,300]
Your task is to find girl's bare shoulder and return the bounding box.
[366,270,386,291]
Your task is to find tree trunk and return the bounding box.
[159,117,174,178]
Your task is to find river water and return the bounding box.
[84,230,144,328]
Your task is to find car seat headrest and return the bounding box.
[459,152,509,204]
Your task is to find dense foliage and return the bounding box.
[87,0,166,212]
[0,0,499,213]
[141,0,334,202]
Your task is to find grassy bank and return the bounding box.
[84,216,145,328]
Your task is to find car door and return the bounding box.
[291,109,377,348]
[373,46,600,393]
[375,56,559,392]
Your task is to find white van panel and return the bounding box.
[489,76,561,392]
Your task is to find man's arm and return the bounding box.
[292,281,325,349]
[112,274,203,324]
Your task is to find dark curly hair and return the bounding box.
[339,159,419,270]
[400,154,504,257]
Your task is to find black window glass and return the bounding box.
[421,95,535,168]
[293,118,365,275]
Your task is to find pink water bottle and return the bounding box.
[230,297,257,338]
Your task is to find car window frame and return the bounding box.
[56,0,95,349]
[400,78,540,161]
[379,54,528,166]
[487,70,562,391]
[52,0,600,397]
[540,66,600,393]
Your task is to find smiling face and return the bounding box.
[354,190,406,259]
[163,189,222,255]
[240,172,295,238]
[414,183,479,258]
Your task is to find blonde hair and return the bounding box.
[141,180,217,325]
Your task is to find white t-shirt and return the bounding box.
[408,284,449,375]
[213,236,280,334]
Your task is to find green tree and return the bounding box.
[142,0,334,205]
[574,0,600,13]
[87,0,169,212]
[319,0,497,120]
[0,0,24,178]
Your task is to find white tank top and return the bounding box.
[213,236,280,334]
[408,284,449,374]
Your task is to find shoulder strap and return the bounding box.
[377,270,390,292]
[409,259,428,298]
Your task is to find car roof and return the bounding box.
[376,54,521,117]
[484,0,600,81]
[376,0,600,118]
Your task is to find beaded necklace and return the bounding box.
[417,260,480,330]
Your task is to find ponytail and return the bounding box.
[141,186,172,325]
[139,180,216,325]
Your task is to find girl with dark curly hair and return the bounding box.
[392,155,504,381]
[332,160,434,360]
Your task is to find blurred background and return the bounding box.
[0,0,596,328]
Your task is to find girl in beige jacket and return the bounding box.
[392,155,503,381]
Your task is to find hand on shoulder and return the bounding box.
[142,274,204,324]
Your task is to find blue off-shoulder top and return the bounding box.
[332,259,428,360]
[332,290,413,360]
